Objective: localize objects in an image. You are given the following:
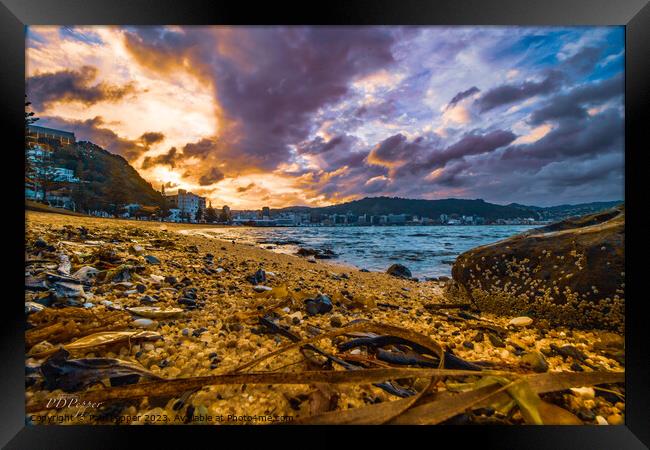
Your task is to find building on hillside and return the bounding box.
[261,206,271,218]
[164,189,206,222]
[27,125,76,146]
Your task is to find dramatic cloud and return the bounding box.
[475,71,563,112]
[141,146,179,169]
[27,66,135,110]
[26,26,624,207]
[446,86,480,110]
[199,167,225,186]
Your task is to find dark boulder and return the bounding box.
[451,205,624,331]
[386,264,412,279]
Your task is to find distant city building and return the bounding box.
[387,213,407,224]
[261,206,270,218]
[164,189,206,221]
[27,125,76,146]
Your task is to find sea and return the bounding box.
[182,225,536,279]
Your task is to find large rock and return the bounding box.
[451,205,624,331]
[386,264,412,279]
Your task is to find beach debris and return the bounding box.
[386,264,412,279]
[72,266,99,283]
[39,349,163,392]
[53,281,85,300]
[305,295,333,316]
[30,331,162,358]
[98,265,133,283]
[508,316,533,327]
[126,306,184,320]
[57,254,72,275]
[25,302,45,315]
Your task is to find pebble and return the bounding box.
[521,351,548,373]
[577,408,596,421]
[462,341,474,350]
[570,387,595,399]
[133,318,158,329]
[488,333,505,348]
[508,316,533,327]
[253,285,272,293]
[144,255,161,264]
[330,315,343,328]
[606,414,623,425]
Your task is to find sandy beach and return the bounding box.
[24,211,625,425]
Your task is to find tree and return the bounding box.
[218,210,231,223]
[204,206,218,223]
[195,207,203,222]
[25,96,39,181]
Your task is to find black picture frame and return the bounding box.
[2,0,648,447]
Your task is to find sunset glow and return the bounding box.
[26,26,624,208]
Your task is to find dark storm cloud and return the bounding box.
[296,135,357,156]
[503,107,623,165]
[563,46,603,75]
[38,115,163,161]
[181,138,216,159]
[199,167,225,186]
[27,66,135,110]
[140,132,165,146]
[475,71,563,113]
[141,147,180,170]
[528,73,623,125]
[123,27,397,174]
[446,86,480,110]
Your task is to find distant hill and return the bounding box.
[47,141,163,212]
[275,196,622,221]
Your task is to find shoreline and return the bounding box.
[24,211,625,425]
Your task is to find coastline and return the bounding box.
[24,211,625,425]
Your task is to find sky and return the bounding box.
[26,26,624,209]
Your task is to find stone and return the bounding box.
[606,414,624,426]
[330,315,343,328]
[508,316,533,327]
[144,255,161,265]
[488,333,505,348]
[253,285,272,293]
[133,318,158,330]
[462,341,474,350]
[386,264,412,279]
[129,244,145,256]
[570,387,595,399]
[451,206,624,331]
[576,408,596,421]
[595,415,608,425]
[520,351,549,373]
[248,269,266,285]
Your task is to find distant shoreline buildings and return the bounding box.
[229,208,544,227]
[23,126,600,227]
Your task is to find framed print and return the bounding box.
[1,0,648,447]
